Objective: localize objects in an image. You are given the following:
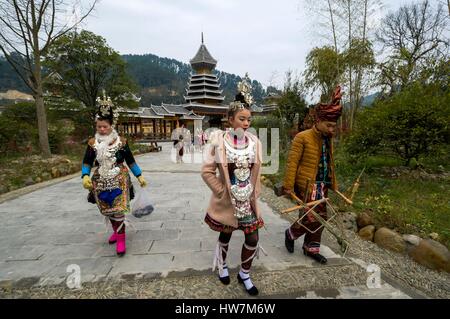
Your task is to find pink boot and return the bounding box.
[108,231,117,244]
[116,232,126,256]
[108,224,118,244]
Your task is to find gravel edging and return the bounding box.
[326,229,450,299]
[0,264,367,299]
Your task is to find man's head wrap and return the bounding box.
[315,86,343,122]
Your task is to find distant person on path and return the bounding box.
[81,93,147,257]
[195,127,204,152]
[174,134,184,163]
[282,86,343,264]
[184,130,192,154]
[201,76,265,296]
[201,131,207,150]
[172,126,190,162]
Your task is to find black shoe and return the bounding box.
[237,273,259,296]
[303,247,327,264]
[285,229,294,253]
[218,266,230,285]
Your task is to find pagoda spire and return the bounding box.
[185,34,225,108]
[189,34,217,69]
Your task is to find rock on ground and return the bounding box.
[374,227,406,253]
[409,239,450,273]
[356,212,374,229]
[359,225,375,242]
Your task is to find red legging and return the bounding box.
[110,218,125,234]
[218,230,259,270]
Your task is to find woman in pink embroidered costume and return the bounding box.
[81,94,147,256]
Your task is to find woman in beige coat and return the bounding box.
[201,91,264,296]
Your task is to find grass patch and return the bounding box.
[335,149,450,248]
[348,176,450,247]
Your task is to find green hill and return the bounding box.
[0,54,269,105]
[0,56,30,93]
[121,53,267,105]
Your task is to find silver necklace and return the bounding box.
[224,134,256,219]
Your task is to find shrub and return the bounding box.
[345,82,449,166]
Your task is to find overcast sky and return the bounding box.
[82,0,423,89]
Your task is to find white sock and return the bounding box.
[219,263,229,278]
[239,269,254,290]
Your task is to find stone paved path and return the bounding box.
[0,143,416,298]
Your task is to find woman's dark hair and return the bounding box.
[95,117,113,125]
[235,92,248,106]
[227,92,251,118]
[95,102,114,126]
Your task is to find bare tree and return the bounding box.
[377,0,449,93]
[0,0,97,157]
[334,0,382,129]
[439,0,450,15]
[304,0,343,73]
[327,0,339,54]
[345,0,382,129]
[303,0,382,130]
[267,70,281,90]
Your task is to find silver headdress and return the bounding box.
[237,72,254,106]
[229,72,254,113]
[95,90,119,127]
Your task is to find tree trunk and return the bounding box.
[327,0,340,85]
[347,0,354,130]
[35,87,51,158]
[351,0,369,129]
[33,35,51,157]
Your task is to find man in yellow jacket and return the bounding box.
[282,86,343,264]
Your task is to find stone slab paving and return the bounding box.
[0,143,415,298]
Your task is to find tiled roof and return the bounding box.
[151,105,175,116]
[190,44,217,66]
[162,103,189,115]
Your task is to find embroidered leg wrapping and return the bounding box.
[212,232,232,279]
